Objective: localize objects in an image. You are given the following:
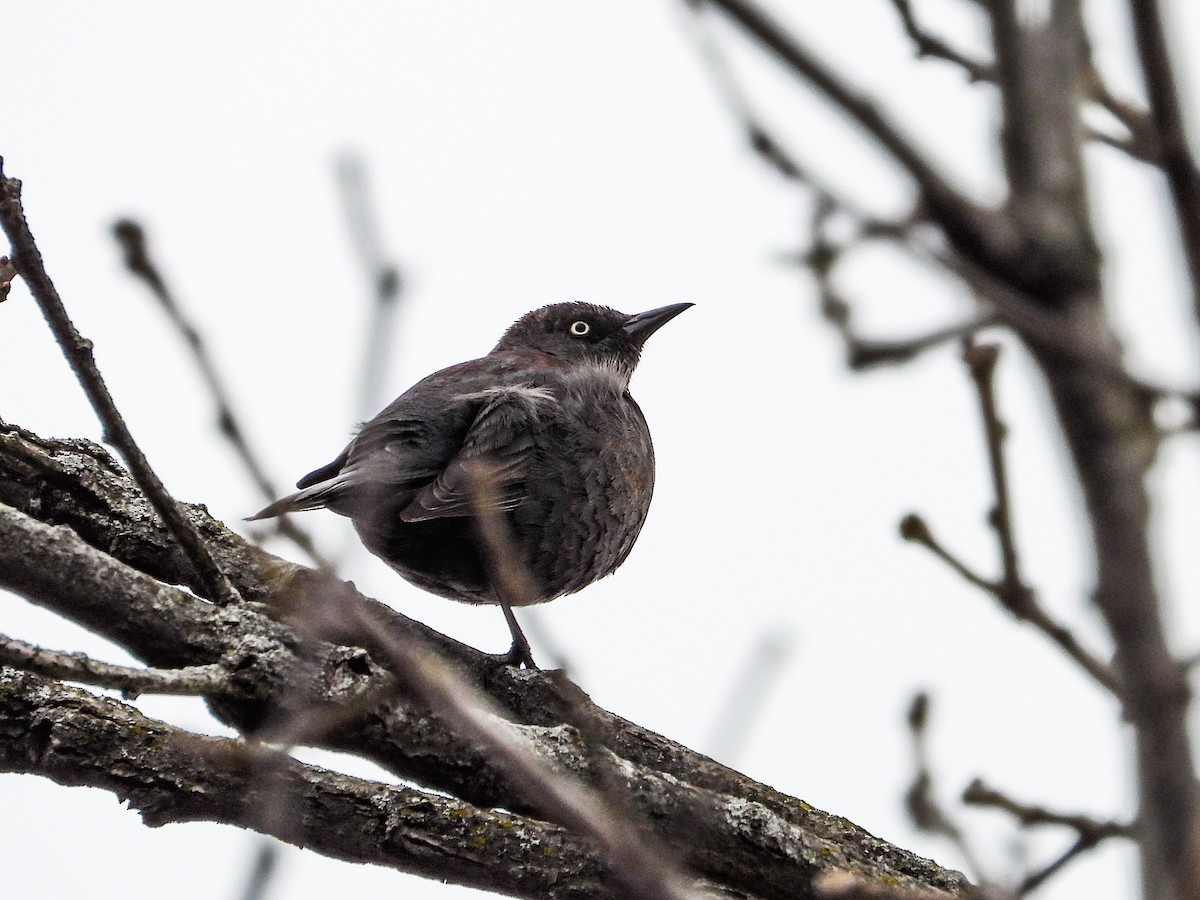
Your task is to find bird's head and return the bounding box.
[493,302,692,378]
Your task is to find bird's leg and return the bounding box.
[499,601,538,669]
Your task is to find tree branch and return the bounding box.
[962,778,1133,896]
[0,425,971,900]
[898,345,1123,698]
[702,0,1021,279]
[0,160,241,606]
[111,219,332,572]
[0,633,231,700]
[0,668,633,900]
[1127,0,1200,324]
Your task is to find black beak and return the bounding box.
[622,302,693,346]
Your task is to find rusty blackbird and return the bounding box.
[251,301,692,667]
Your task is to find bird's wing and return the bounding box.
[397,384,553,523]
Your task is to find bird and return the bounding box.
[250,301,692,667]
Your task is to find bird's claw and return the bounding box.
[497,639,538,670]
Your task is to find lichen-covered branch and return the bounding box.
[0,425,968,899]
[0,668,626,899]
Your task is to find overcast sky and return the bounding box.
[4,2,1200,898]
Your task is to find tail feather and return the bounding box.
[246,478,347,521]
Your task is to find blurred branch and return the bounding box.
[111,218,332,571]
[706,631,794,764]
[343,597,700,900]
[801,193,999,369]
[963,778,1133,895]
[692,1,1198,895]
[903,693,986,883]
[237,840,280,900]
[886,0,992,83]
[0,160,241,606]
[701,0,1020,281]
[334,153,404,419]
[1127,0,1200,322]
[963,778,1133,842]
[899,343,1123,698]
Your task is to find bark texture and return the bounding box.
[0,423,967,899]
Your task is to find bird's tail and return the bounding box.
[246,478,346,521]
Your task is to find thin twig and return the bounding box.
[702,0,1013,272]
[1016,835,1094,896]
[0,160,241,606]
[962,778,1133,841]
[887,0,994,82]
[847,312,1000,370]
[963,777,1133,896]
[687,4,1016,373]
[237,840,280,900]
[111,219,332,571]
[1127,0,1200,324]
[706,631,794,764]
[334,153,404,420]
[0,632,230,699]
[898,342,1124,699]
[902,692,988,882]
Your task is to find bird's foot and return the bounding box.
[496,637,539,670]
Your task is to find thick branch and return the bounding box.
[0,669,627,900]
[0,426,969,899]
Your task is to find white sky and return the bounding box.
[4,2,1200,898]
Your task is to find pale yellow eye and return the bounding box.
[569,321,590,337]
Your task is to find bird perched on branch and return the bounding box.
[251,301,692,667]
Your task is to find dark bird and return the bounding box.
[251,301,692,667]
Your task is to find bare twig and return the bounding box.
[0,160,241,606]
[706,631,794,764]
[110,219,332,572]
[898,342,1124,698]
[1015,836,1098,896]
[886,0,993,83]
[237,840,280,900]
[847,313,1000,370]
[702,0,1017,275]
[963,778,1133,842]
[334,153,404,419]
[963,778,1133,896]
[903,692,987,882]
[0,632,230,699]
[1127,0,1200,322]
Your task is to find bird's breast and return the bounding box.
[512,383,656,600]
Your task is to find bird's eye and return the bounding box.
[569,321,591,337]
